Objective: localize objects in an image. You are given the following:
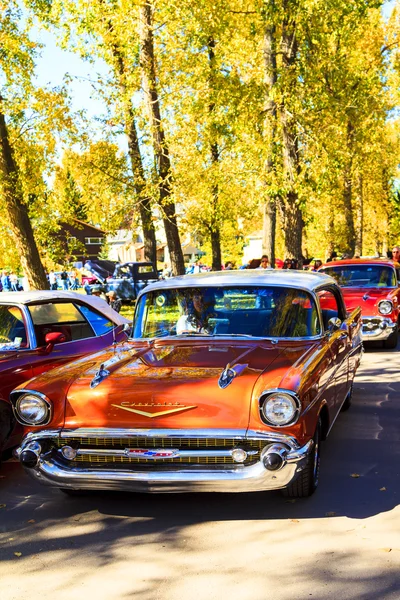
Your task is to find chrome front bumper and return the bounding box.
[361,316,397,341]
[16,429,313,493]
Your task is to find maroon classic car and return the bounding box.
[0,291,130,459]
[319,259,400,348]
[12,271,362,498]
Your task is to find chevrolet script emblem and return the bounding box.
[111,402,197,418]
[124,448,179,459]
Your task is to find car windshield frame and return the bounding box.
[319,264,397,288]
[133,285,322,340]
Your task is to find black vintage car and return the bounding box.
[84,260,159,301]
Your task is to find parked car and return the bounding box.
[12,270,362,497]
[82,260,116,291]
[318,259,400,348]
[106,262,159,301]
[0,291,131,458]
[84,260,158,301]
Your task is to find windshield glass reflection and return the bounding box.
[133,286,321,339]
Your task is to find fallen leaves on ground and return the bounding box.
[350,473,360,478]
[0,504,6,509]
[380,487,387,491]
[27,519,36,524]
[325,511,337,517]
[14,552,22,558]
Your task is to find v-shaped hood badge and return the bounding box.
[111,403,197,418]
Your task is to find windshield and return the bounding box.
[320,265,396,288]
[133,286,321,339]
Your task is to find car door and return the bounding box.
[27,300,122,377]
[317,287,350,413]
[0,304,35,449]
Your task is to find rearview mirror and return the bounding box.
[39,331,67,355]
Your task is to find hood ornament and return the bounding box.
[218,363,248,389]
[90,364,110,388]
[218,346,256,389]
[362,293,369,301]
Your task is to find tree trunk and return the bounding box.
[343,120,356,256]
[262,200,276,265]
[126,117,157,267]
[208,37,222,272]
[0,103,48,290]
[279,6,303,262]
[139,1,185,275]
[354,173,363,257]
[105,16,157,267]
[262,4,278,267]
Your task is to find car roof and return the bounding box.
[139,269,337,297]
[321,259,398,268]
[0,290,131,325]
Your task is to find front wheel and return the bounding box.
[341,383,353,412]
[282,419,321,498]
[383,326,398,350]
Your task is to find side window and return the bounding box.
[78,305,114,336]
[28,302,95,345]
[0,305,29,349]
[317,289,340,331]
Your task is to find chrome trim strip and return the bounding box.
[21,440,313,493]
[19,428,301,451]
[58,428,249,439]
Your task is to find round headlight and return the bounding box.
[16,393,50,425]
[378,300,393,315]
[260,392,299,426]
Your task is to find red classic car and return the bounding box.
[0,291,130,458]
[12,271,362,497]
[318,259,400,348]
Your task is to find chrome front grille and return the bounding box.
[55,436,270,467]
[57,437,264,449]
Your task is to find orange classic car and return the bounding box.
[319,259,400,348]
[12,270,362,498]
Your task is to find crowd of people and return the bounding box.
[0,271,23,292]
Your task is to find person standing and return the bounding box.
[391,246,400,262]
[49,271,58,290]
[60,270,69,290]
[106,290,122,313]
[257,255,272,270]
[9,272,19,291]
[1,271,11,292]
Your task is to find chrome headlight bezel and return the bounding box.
[259,390,301,427]
[13,391,52,426]
[378,300,393,315]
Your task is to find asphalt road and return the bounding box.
[0,344,399,600]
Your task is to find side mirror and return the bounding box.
[39,331,67,355]
[327,317,342,332]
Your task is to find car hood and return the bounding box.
[341,287,395,313]
[64,339,290,430]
